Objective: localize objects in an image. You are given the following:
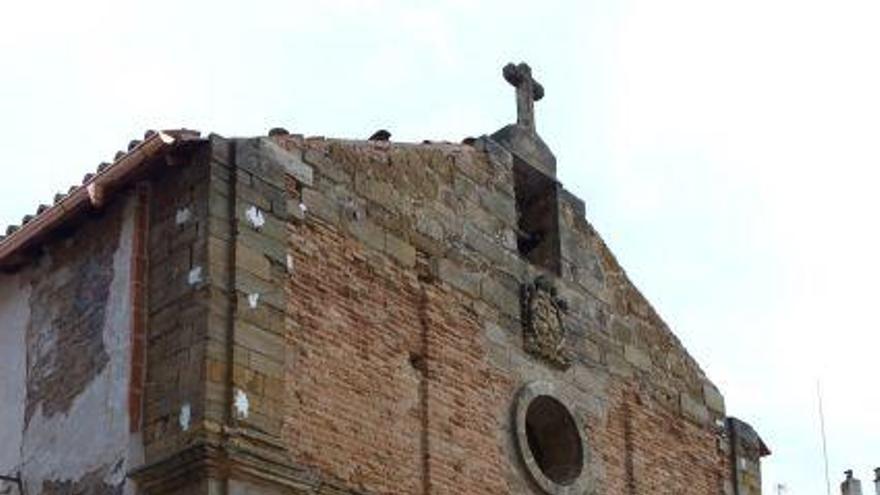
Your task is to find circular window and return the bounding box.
[525,396,584,485]
[514,382,589,494]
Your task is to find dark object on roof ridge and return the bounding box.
[268,127,289,137]
[369,129,391,141]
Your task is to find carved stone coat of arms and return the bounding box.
[522,276,570,369]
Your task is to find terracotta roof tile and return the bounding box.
[0,129,201,266]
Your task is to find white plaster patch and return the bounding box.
[286,254,295,272]
[245,205,265,229]
[188,266,203,286]
[247,293,260,309]
[298,202,307,213]
[175,207,192,226]
[234,389,249,419]
[178,403,191,432]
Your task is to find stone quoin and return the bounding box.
[0,63,769,494]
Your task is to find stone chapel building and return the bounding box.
[0,64,769,495]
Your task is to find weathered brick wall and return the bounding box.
[0,129,751,495]
[589,383,725,494]
[139,146,213,474]
[0,194,141,494]
[272,134,733,494]
[285,217,517,494]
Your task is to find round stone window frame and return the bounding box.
[514,381,590,495]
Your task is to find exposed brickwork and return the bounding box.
[143,149,211,461]
[285,214,517,495]
[588,384,727,494]
[24,201,124,424]
[271,134,753,495]
[285,219,426,493]
[418,284,517,494]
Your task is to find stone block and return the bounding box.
[384,232,416,268]
[235,244,272,281]
[453,149,491,184]
[278,146,314,187]
[606,351,633,379]
[237,294,285,336]
[480,276,519,317]
[234,321,285,364]
[702,381,726,415]
[415,207,452,241]
[304,148,351,185]
[463,222,513,268]
[235,138,286,185]
[354,175,396,210]
[346,219,385,253]
[250,174,288,210]
[624,344,652,372]
[479,187,516,225]
[436,259,482,297]
[680,392,710,425]
[484,320,511,346]
[242,234,287,272]
[235,183,272,212]
[301,187,339,225]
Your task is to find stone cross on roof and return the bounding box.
[503,62,545,132]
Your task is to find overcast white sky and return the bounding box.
[1,1,878,493]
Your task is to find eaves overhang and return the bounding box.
[0,129,202,270]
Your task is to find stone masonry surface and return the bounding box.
[0,124,767,494]
[264,133,742,494]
